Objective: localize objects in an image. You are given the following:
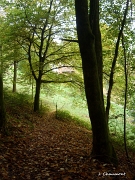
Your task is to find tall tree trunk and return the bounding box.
[13,60,17,93]
[34,79,41,112]
[0,73,6,131]
[89,0,104,103]
[75,0,117,165]
[122,33,129,159]
[32,78,34,99]
[0,45,6,132]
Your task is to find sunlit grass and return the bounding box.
[56,109,91,130]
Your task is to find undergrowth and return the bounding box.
[56,109,91,130]
[109,118,135,152]
[3,90,42,135]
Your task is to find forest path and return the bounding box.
[0,112,135,180]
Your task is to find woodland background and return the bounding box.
[0,0,135,179]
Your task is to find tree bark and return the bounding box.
[0,72,6,131]
[122,33,129,159]
[89,0,104,102]
[75,0,117,165]
[0,45,6,132]
[13,60,17,93]
[34,79,41,112]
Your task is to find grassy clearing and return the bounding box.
[40,84,90,124]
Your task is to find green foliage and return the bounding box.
[4,90,32,108]
[40,83,88,119]
[0,0,80,81]
[0,0,82,112]
[109,118,135,150]
[3,89,34,131]
[56,109,91,130]
[107,100,135,150]
[56,109,72,121]
[101,0,135,108]
[39,99,51,115]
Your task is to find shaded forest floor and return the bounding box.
[0,97,135,180]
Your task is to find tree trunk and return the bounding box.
[32,78,34,99]
[34,79,41,112]
[0,45,6,132]
[0,73,6,131]
[75,0,117,165]
[13,60,17,93]
[89,0,104,102]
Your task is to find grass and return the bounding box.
[4,89,50,135]
[56,109,91,130]
[4,89,33,107]
[40,84,90,122]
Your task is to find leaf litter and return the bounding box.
[0,111,135,180]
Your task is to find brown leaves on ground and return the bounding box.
[0,112,135,180]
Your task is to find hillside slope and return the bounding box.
[0,94,135,179]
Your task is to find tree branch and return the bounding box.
[106,0,130,122]
[60,38,78,43]
[41,79,73,83]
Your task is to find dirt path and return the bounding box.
[0,112,135,180]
